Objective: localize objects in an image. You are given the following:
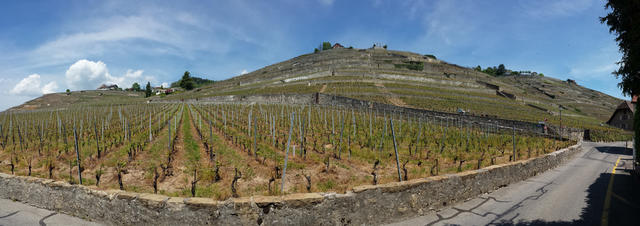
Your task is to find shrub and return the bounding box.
[322,42,332,50]
[424,54,437,59]
[394,61,424,71]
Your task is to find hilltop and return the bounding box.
[160,47,620,129]
[8,47,621,129]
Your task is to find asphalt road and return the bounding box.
[0,198,100,226]
[389,141,639,226]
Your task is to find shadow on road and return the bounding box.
[492,171,639,226]
[594,146,632,156]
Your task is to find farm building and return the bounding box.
[606,96,636,131]
[332,43,344,49]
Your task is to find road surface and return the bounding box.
[0,198,100,226]
[389,141,639,226]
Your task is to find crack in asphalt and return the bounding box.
[0,211,19,219]
[425,196,509,226]
[39,212,57,226]
[423,181,554,226]
[486,181,553,225]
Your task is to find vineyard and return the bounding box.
[0,103,574,199]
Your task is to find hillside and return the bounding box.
[159,48,621,129]
[8,47,622,129]
[8,90,146,112]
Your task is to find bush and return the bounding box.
[131,82,141,92]
[394,61,424,71]
[590,128,633,142]
[322,42,332,50]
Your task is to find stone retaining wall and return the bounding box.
[0,142,582,225]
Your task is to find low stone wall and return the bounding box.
[0,143,582,225]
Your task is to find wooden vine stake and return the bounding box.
[73,127,83,184]
[281,112,295,194]
[390,119,402,182]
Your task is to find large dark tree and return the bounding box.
[145,82,152,97]
[180,71,195,90]
[496,64,506,76]
[601,0,640,96]
[601,0,640,164]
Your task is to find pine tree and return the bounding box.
[145,82,152,97]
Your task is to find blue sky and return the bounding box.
[0,0,625,111]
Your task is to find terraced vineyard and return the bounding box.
[9,48,630,141]
[0,103,574,199]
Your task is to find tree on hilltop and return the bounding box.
[322,42,332,50]
[496,64,506,76]
[131,82,141,92]
[180,71,195,90]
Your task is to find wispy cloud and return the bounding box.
[568,44,621,80]
[318,0,335,6]
[407,0,482,55]
[521,0,594,18]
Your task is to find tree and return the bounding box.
[601,0,640,165]
[145,82,152,97]
[180,71,195,90]
[483,66,497,76]
[322,42,332,50]
[66,89,71,94]
[601,0,640,96]
[474,65,482,72]
[496,64,506,76]
[131,82,141,92]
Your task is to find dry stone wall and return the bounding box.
[0,143,582,225]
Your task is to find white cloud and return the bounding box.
[41,82,59,94]
[65,59,155,90]
[125,69,144,79]
[161,82,169,88]
[65,59,113,90]
[10,74,59,96]
[10,74,43,96]
[240,69,248,75]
